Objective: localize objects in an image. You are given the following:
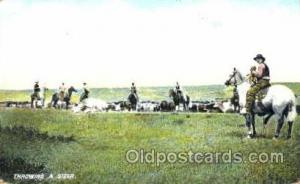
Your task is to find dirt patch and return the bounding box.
[0,125,75,143]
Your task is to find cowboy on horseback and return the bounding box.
[59,82,66,101]
[80,82,90,102]
[127,82,139,111]
[225,62,296,139]
[130,82,139,101]
[241,54,271,115]
[169,82,190,111]
[31,81,47,108]
[33,81,41,100]
[175,82,183,96]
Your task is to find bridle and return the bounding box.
[225,72,237,86]
[226,70,245,86]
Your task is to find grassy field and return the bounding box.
[0,110,299,184]
[0,83,300,184]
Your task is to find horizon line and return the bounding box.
[0,82,299,91]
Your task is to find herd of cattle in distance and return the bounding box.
[0,98,236,114]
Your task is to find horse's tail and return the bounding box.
[287,100,297,122]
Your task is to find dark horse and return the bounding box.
[128,93,139,111]
[51,86,77,109]
[231,86,240,113]
[169,89,190,111]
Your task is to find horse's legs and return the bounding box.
[245,114,253,138]
[41,98,45,108]
[31,96,34,108]
[245,113,256,138]
[183,103,187,111]
[235,104,239,113]
[251,114,256,136]
[53,99,58,108]
[66,100,69,110]
[274,115,284,139]
[287,121,293,139]
[263,114,273,126]
[262,113,273,135]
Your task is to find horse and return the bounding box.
[128,93,139,111]
[169,89,190,111]
[225,69,297,139]
[51,86,77,109]
[231,87,240,112]
[30,87,47,108]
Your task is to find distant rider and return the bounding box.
[80,82,90,102]
[175,82,182,96]
[130,82,139,101]
[33,81,41,99]
[59,82,66,101]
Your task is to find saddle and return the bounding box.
[255,85,271,102]
[254,85,271,113]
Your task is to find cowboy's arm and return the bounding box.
[84,87,90,93]
[251,64,264,78]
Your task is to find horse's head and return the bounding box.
[69,86,77,93]
[169,89,176,98]
[225,69,244,87]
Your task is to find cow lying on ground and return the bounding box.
[188,101,216,112]
[213,100,235,113]
[72,98,108,113]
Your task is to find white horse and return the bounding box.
[225,69,297,139]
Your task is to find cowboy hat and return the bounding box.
[253,54,265,62]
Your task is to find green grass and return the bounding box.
[0,83,300,183]
[0,109,300,184]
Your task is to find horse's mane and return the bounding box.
[233,69,247,85]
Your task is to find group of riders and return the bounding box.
[29,54,297,140]
[31,53,270,114]
[31,80,186,109]
[31,81,90,107]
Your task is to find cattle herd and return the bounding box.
[0,98,237,113]
[1,97,299,114]
[69,98,236,113]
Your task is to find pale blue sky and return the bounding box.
[0,0,300,89]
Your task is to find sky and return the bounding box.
[0,0,300,89]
